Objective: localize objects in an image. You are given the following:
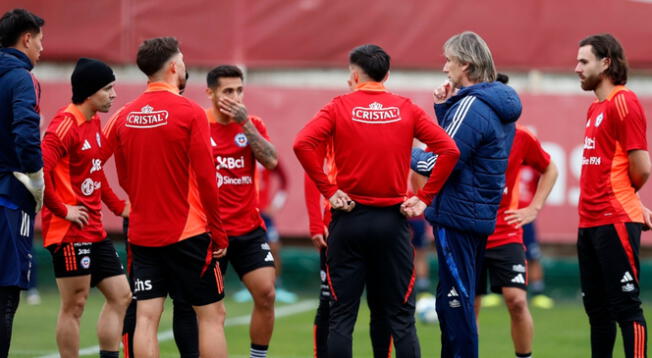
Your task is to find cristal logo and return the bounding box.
[216,156,245,170]
[352,102,401,124]
[126,105,169,128]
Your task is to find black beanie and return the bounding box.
[71,58,115,104]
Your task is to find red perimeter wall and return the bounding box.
[33,81,652,244]
[6,0,652,70]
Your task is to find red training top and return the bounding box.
[487,127,551,249]
[579,86,647,228]
[103,82,227,248]
[294,82,459,207]
[257,160,288,211]
[304,140,336,237]
[42,104,125,246]
[518,165,540,209]
[207,108,267,236]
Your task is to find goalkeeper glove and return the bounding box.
[13,168,45,213]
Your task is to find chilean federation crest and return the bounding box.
[234,133,248,147]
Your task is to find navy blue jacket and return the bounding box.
[0,48,42,214]
[412,81,520,235]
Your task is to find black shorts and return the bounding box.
[218,227,275,279]
[47,238,125,287]
[578,222,644,322]
[130,233,224,306]
[477,243,527,295]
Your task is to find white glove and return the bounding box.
[13,168,45,213]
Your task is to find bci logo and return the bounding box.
[216,156,245,170]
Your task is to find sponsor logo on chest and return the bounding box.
[583,137,596,150]
[81,178,101,196]
[351,102,401,124]
[126,105,169,128]
[216,156,245,170]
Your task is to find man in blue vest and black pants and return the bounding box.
[0,8,45,358]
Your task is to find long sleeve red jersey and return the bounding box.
[294,82,459,207]
[103,82,227,248]
[257,160,289,212]
[41,104,125,247]
[303,140,336,237]
[487,127,551,249]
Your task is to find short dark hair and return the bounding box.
[349,44,390,82]
[0,9,44,48]
[136,37,180,77]
[579,34,628,85]
[496,73,509,84]
[206,65,243,88]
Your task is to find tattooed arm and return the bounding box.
[218,96,278,169]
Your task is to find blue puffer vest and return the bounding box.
[412,81,521,235]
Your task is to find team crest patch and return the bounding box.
[595,113,604,127]
[352,102,401,124]
[234,133,248,147]
[81,256,91,269]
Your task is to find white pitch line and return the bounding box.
[35,299,318,358]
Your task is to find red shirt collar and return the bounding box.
[145,81,180,95]
[354,82,387,92]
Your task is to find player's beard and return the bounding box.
[99,102,112,113]
[580,73,602,91]
[178,71,188,94]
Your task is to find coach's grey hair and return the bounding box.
[444,31,496,83]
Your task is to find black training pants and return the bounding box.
[326,204,419,358]
[0,286,19,358]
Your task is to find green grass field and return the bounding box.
[8,289,645,357]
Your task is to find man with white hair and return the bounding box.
[412,31,521,358]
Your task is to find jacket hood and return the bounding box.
[454,81,522,124]
[0,48,32,77]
